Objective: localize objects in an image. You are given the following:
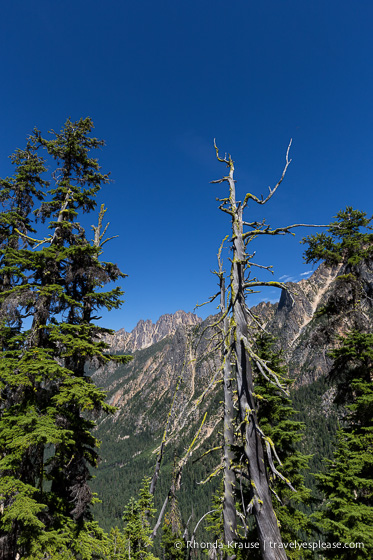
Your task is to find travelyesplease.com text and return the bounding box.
[174,539,364,551]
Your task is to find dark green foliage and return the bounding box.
[301,207,373,266]
[291,377,339,497]
[121,478,159,560]
[312,331,373,558]
[328,330,373,410]
[101,478,160,560]
[254,336,312,542]
[0,118,131,558]
[161,494,186,560]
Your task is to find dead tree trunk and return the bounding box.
[218,261,237,547]
[232,210,286,559]
[212,147,289,560]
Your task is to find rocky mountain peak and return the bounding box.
[104,310,202,353]
[271,261,343,348]
[267,258,373,384]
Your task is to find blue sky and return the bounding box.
[1,1,372,331]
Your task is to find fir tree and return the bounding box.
[312,331,373,558]
[0,118,131,559]
[301,206,373,267]
[0,138,47,348]
[105,478,159,560]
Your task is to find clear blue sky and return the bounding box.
[1,1,372,331]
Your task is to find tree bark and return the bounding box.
[220,275,237,547]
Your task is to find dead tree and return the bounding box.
[216,243,237,548]
[211,142,294,560]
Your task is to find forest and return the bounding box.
[0,117,372,560]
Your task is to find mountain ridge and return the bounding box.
[104,309,201,352]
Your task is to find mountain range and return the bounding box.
[90,257,373,532]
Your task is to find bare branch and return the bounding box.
[242,139,292,208]
[100,235,119,247]
[246,306,269,334]
[243,222,329,238]
[196,308,230,341]
[210,177,229,184]
[173,412,208,491]
[150,373,183,496]
[264,440,296,492]
[244,280,287,290]
[188,509,218,552]
[198,464,224,485]
[193,446,223,463]
[193,360,224,407]
[151,494,170,539]
[213,139,233,167]
[248,262,274,274]
[14,229,51,248]
[270,486,283,505]
[241,335,289,395]
[218,205,235,216]
[194,292,220,310]
[92,204,118,248]
[151,411,210,538]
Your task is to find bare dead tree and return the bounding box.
[216,243,237,548]
[210,141,297,560]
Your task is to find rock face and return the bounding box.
[265,258,373,384]
[104,310,202,353]
[94,314,218,436]
[269,263,342,348]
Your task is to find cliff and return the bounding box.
[267,258,373,383]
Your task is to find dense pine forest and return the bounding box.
[1,118,372,560]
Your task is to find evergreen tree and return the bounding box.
[158,457,187,560]
[161,506,186,560]
[0,138,47,349]
[0,118,131,559]
[301,206,373,267]
[312,331,373,558]
[105,478,159,560]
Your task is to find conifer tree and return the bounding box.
[105,478,159,560]
[161,500,185,560]
[0,118,131,559]
[312,331,373,558]
[301,207,373,267]
[0,138,47,348]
